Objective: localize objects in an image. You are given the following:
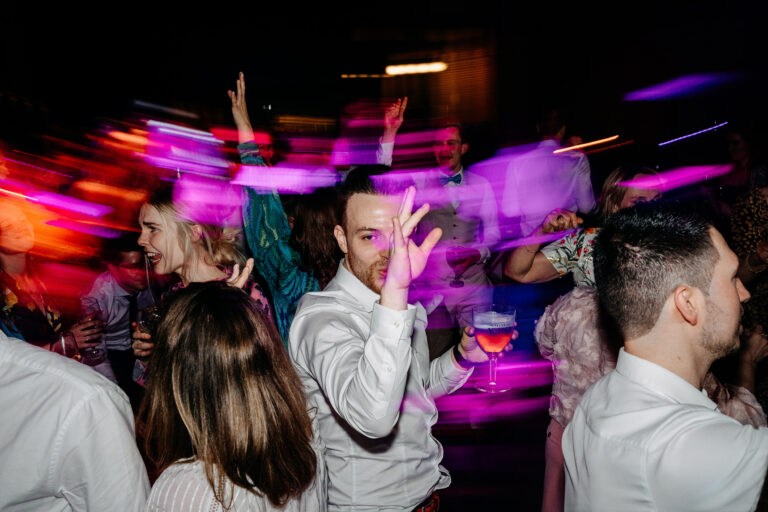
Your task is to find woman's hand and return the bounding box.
[131,322,154,361]
[539,209,582,234]
[227,71,255,144]
[227,258,254,289]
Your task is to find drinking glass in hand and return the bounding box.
[79,310,108,367]
[473,303,516,393]
[137,306,161,335]
[52,332,82,361]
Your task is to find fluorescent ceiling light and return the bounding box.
[385,62,447,76]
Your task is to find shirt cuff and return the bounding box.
[371,301,417,342]
[237,141,260,151]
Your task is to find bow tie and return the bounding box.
[439,172,462,186]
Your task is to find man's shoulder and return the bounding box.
[0,333,126,404]
[575,368,755,444]
[293,289,367,331]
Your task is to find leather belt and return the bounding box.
[413,493,440,512]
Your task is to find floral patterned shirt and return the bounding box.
[540,227,598,287]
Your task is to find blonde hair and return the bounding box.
[599,164,658,219]
[148,186,244,271]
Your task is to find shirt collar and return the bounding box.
[615,348,718,410]
[331,260,381,312]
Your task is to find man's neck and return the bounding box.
[625,326,712,389]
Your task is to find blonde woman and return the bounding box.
[131,184,270,367]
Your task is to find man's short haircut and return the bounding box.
[433,121,466,143]
[594,205,719,340]
[537,108,565,138]
[336,165,414,230]
[102,232,143,265]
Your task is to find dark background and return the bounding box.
[2,3,767,172]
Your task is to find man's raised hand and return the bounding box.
[380,186,442,311]
[382,97,408,143]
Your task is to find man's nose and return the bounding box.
[738,278,751,302]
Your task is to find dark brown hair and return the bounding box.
[139,281,316,507]
[289,186,342,288]
[594,205,718,340]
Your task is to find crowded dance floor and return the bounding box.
[3,4,768,511]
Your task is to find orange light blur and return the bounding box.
[553,135,620,154]
[72,181,147,202]
[107,130,149,146]
[0,188,36,201]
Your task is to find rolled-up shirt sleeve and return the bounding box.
[291,301,415,439]
[427,348,473,399]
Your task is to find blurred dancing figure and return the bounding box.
[379,107,500,358]
[502,109,596,238]
[0,202,114,379]
[81,233,155,411]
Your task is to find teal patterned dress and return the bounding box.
[239,142,319,345]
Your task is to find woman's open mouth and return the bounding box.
[146,251,161,265]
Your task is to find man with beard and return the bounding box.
[289,167,506,511]
[563,206,768,512]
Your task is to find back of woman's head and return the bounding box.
[148,184,244,269]
[599,163,658,218]
[141,281,316,507]
[289,186,343,288]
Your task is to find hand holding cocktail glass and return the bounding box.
[461,304,517,393]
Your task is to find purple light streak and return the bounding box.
[624,73,738,101]
[232,164,340,194]
[658,121,729,147]
[46,219,121,238]
[30,192,113,217]
[620,164,731,192]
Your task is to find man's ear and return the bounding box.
[672,285,700,326]
[334,225,348,254]
[460,143,469,157]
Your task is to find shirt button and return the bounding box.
[394,320,401,328]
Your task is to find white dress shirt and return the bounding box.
[289,262,472,511]
[502,139,595,237]
[563,348,768,512]
[0,330,149,511]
